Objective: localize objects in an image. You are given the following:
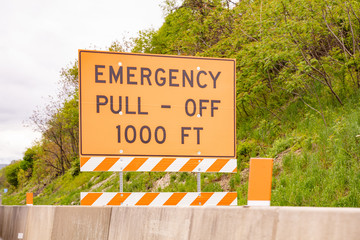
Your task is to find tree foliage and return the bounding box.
[134,0,360,128]
[5,161,20,188]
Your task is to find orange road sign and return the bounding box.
[79,50,236,158]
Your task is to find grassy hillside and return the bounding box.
[3,96,360,207]
[1,0,360,207]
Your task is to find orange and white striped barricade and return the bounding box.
[81,192,237,206]
[80,157,237,173]
[80,157,238,206]
[247,158,273,206]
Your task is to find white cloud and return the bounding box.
[0,122,42,164]
[0,0,164,164]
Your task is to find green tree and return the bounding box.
[20,146,38,172]
[5,161,21,188]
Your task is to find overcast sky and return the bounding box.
[0,0,164,164]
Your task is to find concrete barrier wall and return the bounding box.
[0,205,3,237]
[189,207,278,240]
[24,206,55,240]
[51,206,111,240]
[108,206,194,240]
[0,206,4,238]
[0,206,360,240]
[0,206,28,240]
[276,207,360,240]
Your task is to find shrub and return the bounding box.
[5,162,21,188]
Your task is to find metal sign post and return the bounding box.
[197,173,201,192]
[119,172,123,192]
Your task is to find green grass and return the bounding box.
[271,96,360,206]
[2,94,360,207]
[229,94,360,207]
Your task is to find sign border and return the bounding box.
[78,50,236,158]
